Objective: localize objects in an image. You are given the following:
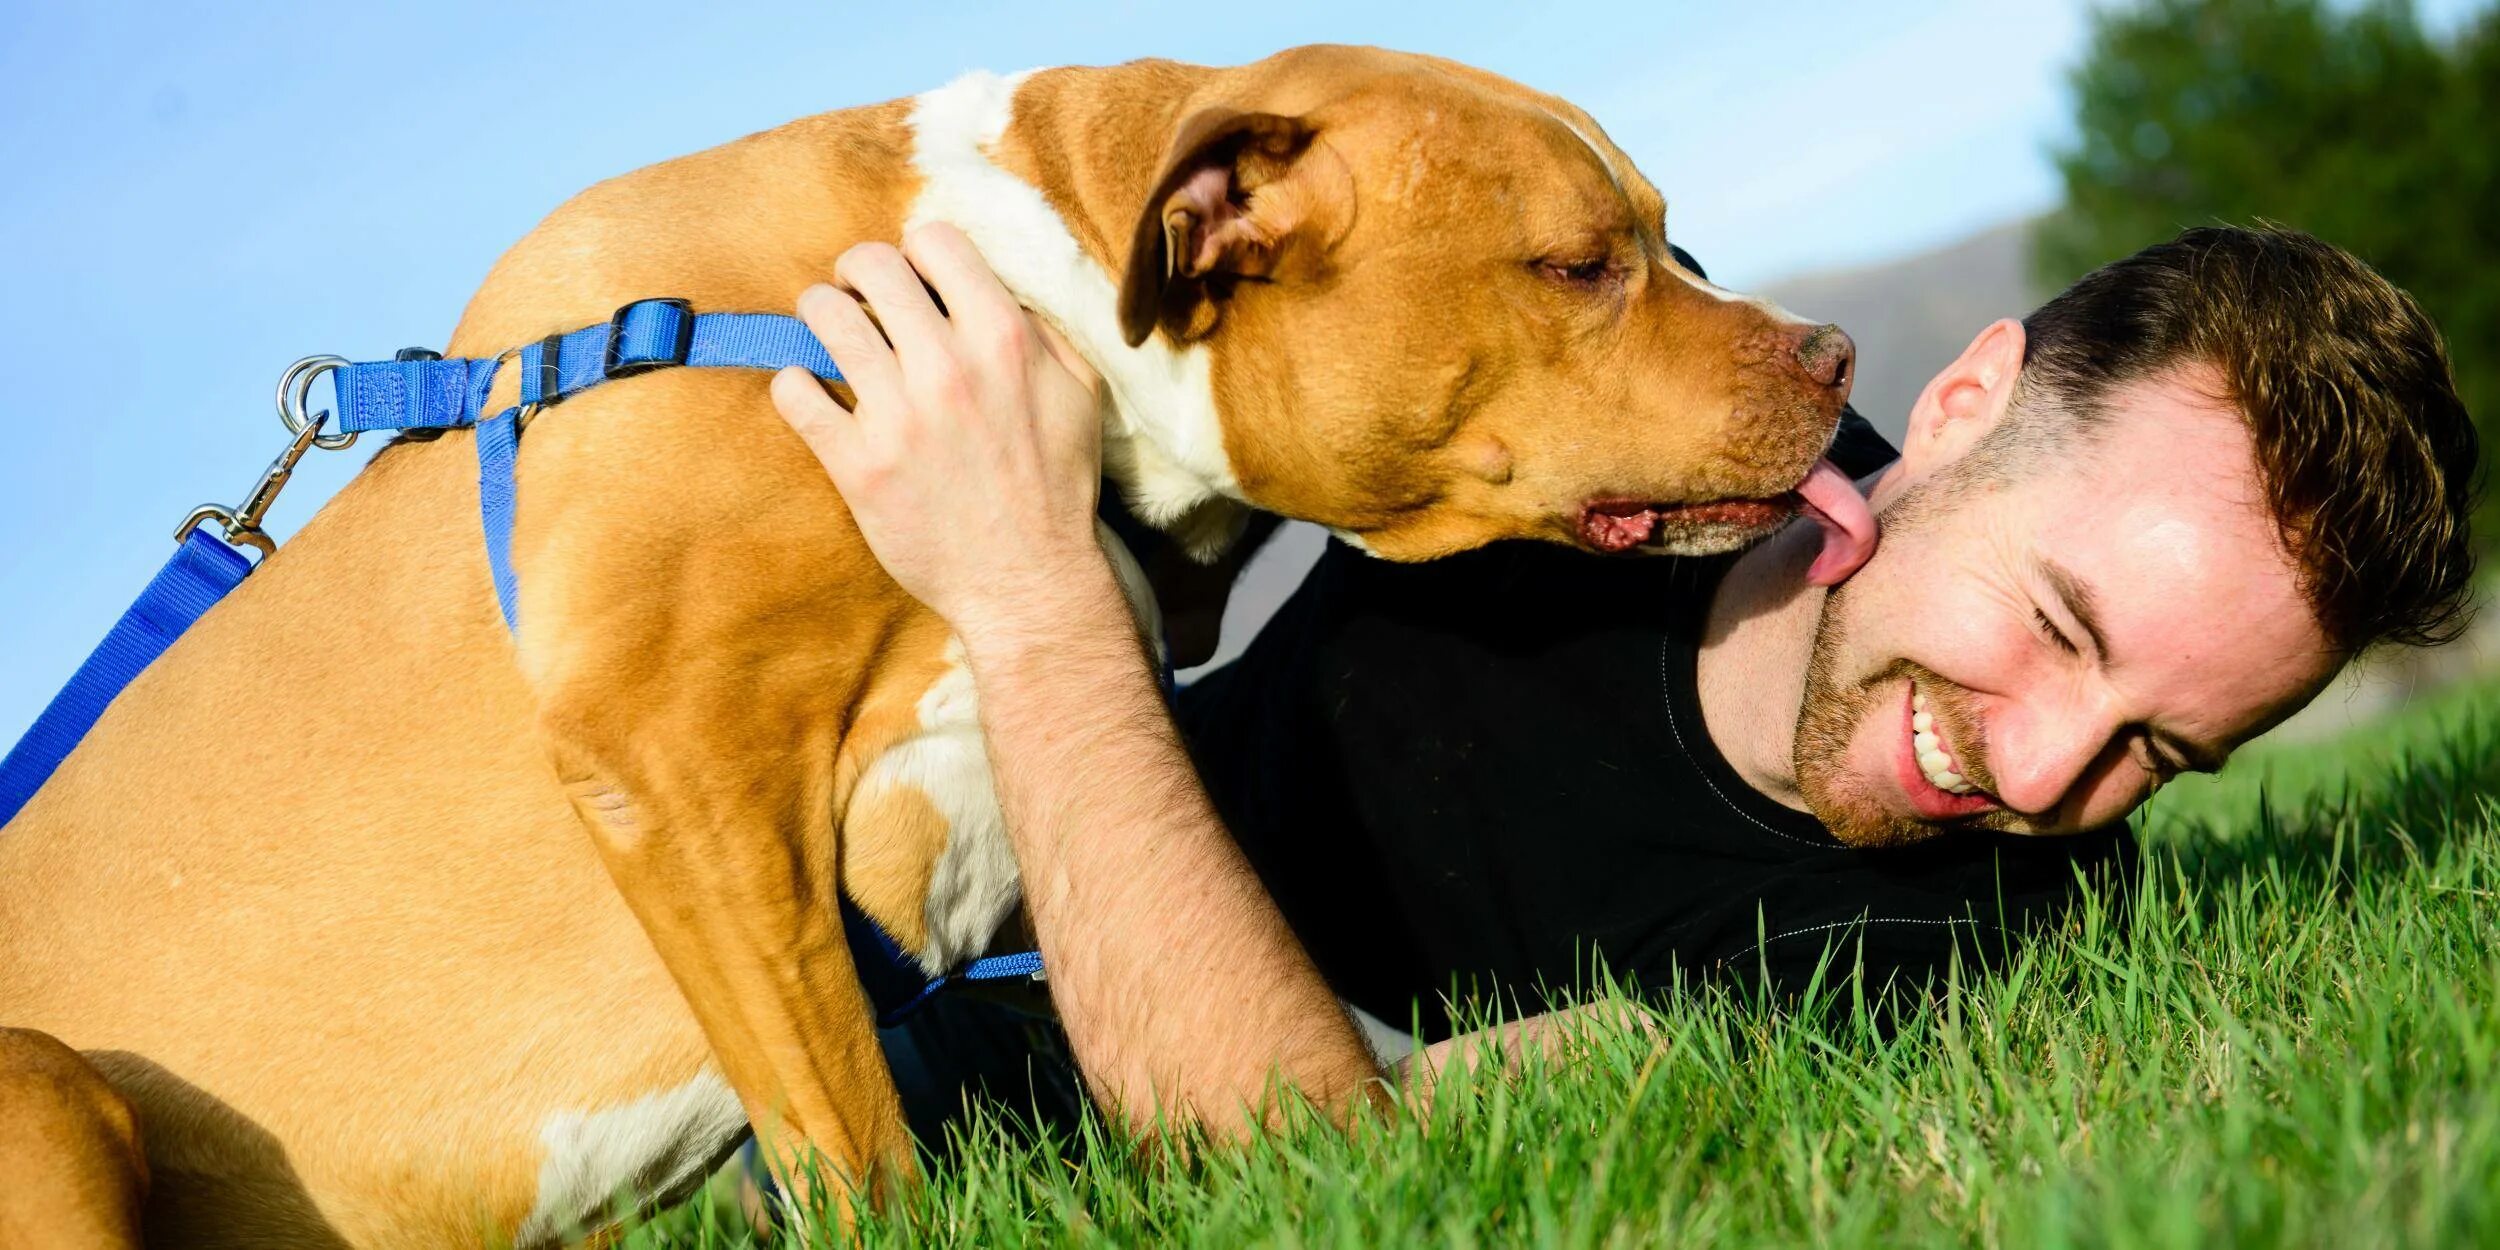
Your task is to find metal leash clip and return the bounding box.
[173,355,354,557]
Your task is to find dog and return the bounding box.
[0,45,1857,1247]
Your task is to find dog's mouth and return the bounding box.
[1577,497,1793,554]
[1575,458,1877,582]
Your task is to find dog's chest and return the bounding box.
[851,524,1165,974]
[848,642,1023,972]
[515,1068,747,1248]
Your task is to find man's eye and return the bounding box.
[2133,734,2181,782]
[2033,608,2080,655]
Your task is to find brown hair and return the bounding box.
[2001,224,2480,652]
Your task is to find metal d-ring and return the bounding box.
[276,354,357,450]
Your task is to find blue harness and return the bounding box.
[0,299,1041,1027]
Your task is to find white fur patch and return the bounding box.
[854,642,1019,975]
[1538,105,1782,317]
[854,523,1165,975]
[1661,245,1806,319]
[903,70,1240,533]
[1328,525,1380,557]
[516,1068,747,1249]
[1551,113,1629,202]
[1676,270,1750,303]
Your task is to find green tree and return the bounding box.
[2038,0,2498,544]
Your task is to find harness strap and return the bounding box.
[476,410,524,631]
[333,301,850,631]
[0,532,254,828]
[332,302,843,434]
[1,300,1046,1025]
[842,899,1048,1028]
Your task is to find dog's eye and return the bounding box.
[1534,257,1614,287]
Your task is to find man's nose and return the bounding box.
[1987,708,2119,822]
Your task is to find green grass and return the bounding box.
[625,674,2500,1248]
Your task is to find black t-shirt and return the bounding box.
[1174,415,2133,1039]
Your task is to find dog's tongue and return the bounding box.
[1795,457,1877,586]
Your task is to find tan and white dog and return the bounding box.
[0,46,1862,1247]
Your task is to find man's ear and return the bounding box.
[1898,317,2027,474]
[1116,109,1325,347]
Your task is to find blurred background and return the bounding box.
[1,0,2491,740]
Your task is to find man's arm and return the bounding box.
[1389,1002,1659,1102]
[962,578,1384,1129]
[770,224,1382,1136]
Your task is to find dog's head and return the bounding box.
[1111,46,1867,569]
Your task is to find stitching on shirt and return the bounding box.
[1657,637,1825,847]
[1721,915,1986,967]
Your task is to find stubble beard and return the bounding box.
[1793,583,1939,848]
[1794,580,2043,845]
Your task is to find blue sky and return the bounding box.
[0,0,2485,733]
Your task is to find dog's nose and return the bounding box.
[1791,323,1855,391]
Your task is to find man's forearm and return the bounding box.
[764,228,1379,1135]
[962,569,1384,1135]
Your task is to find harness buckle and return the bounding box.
[174,412,332,559]
[602,298,695,380]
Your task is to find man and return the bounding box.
[769,222,2478,1139]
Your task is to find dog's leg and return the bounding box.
[508,374,932,1218]
[0,1028,149,1250]
[530,661,915,1216]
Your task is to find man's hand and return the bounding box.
[771,223,1384,1135]
[770,223,1118,648]
[1392,1002,1665,1103]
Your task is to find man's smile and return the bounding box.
[1895,680,1998,821]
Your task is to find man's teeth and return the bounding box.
[1910,691,1976,795]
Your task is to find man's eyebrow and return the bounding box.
[2033,555,2111,661]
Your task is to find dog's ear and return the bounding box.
[1117,109,1327,347]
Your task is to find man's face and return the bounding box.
[1794,360,2343,846]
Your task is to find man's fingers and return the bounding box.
[795,283,903,409]
[899,222,1021,344]
[770,366,862,470]
[1029,315,1102,397]
[831,242,953,367]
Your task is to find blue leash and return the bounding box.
[0,532,251,829]
[0,299,1043,1024]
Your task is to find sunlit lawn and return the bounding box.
[625,673,2500,1248]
